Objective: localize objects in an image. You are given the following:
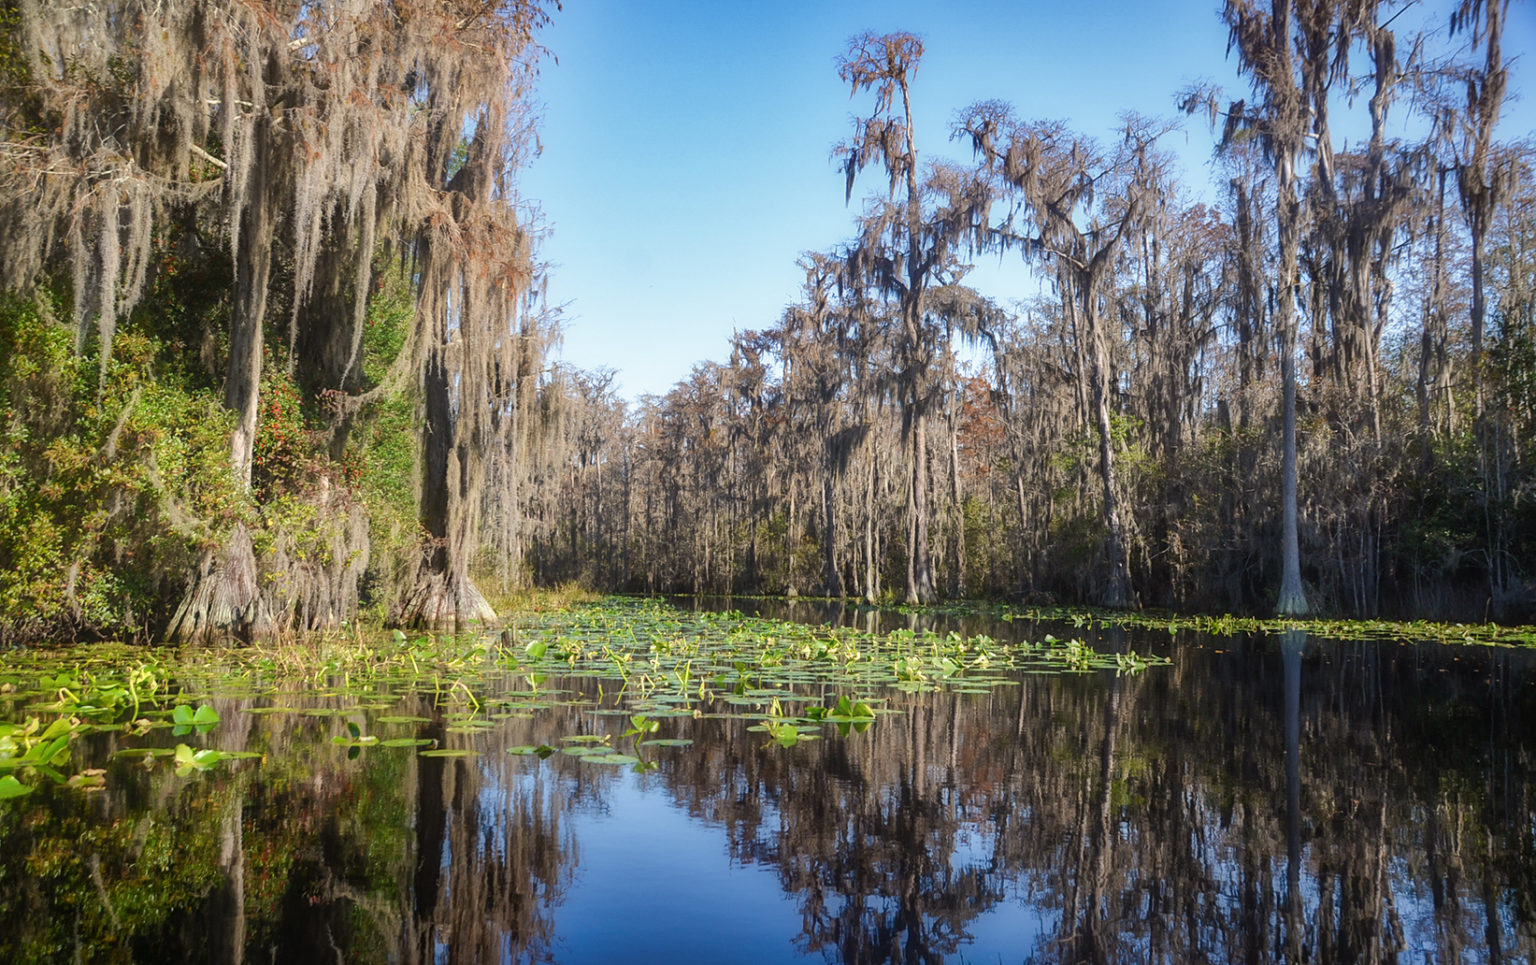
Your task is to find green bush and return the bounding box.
[0,293,240,641]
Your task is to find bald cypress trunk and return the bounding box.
[393,317,496,631]
[907,405,936,604]
[168,51,279,644]
[1087,302,1132,609]
[821,445,844,598]
[1275,146,1310,617]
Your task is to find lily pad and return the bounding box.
[583,753,640,766]
[507,744,557,759]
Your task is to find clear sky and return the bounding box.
[517,0,1536,402]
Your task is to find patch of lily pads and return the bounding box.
[885,599,1536,648]
[0,596,1170,798]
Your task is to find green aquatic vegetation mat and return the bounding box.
[504,597,1164,691]
[990,605,1536,647]
[869,596,1536,647]
[0,597,1166,799]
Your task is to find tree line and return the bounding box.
[0,1,1532,644]
[527,2,1534,621]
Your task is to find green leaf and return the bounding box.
[38,717,74,743]
[506,745,556,758]
[330,735,378,746]
[110,747,177,760]
[192,705,220,726]
[584,753,640,766]
[0,776,32,800]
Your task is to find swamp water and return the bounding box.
[0,597,1532,963]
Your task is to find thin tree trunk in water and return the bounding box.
[746,474,759,590]
[1472,236,1489,415]
[949,405,965,598]
[1277,148,1310,616]
[1419,170,1451,469]
[1015,473,1031,593]
[907,407,936,603]
[1279,315,1308,615]
[821,451,843,597]
[864,450,879,603]
[786,481,798,595]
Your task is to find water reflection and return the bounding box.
[1284,628,1304,964]
[1,616,1534,963]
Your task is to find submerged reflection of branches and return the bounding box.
[629,624,1536,964]
[404,719,575,965]
[5,624,1533,964]
[250,699,580,964]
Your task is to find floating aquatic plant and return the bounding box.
[0,596,1173,798]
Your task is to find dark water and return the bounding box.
[3,602,1534,963]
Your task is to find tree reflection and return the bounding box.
[1,626,1534,962]
[635,624,1536,963]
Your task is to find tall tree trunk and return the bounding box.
[394,309,496,631]
[900,72,935,605]
[1277,144,1310,616]
[821,442,844,597]
[1419,169,1453,469]
[949,406,966,598]
[1086,297,1133,609]
[864,446,879,603]
[167,62,279,643]
[1461,0,1507,407]
[907,405,936,603]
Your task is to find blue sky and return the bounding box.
[518,0,1536,401]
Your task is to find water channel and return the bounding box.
[1,599,1532,962]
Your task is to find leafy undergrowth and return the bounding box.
[0,597,1166,798]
